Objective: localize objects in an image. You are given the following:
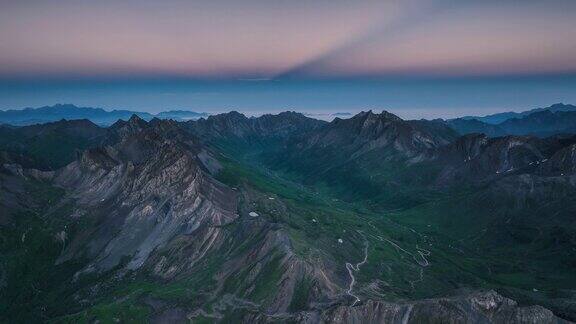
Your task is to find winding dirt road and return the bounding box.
[345,242,369,306]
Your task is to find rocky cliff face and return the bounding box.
[187,111,326,145]
[320,291,566,324]
[54,116,238,274]
[254,110,461,205]
[428,133,576,186]
[537,144,576,176]
[46,117,344,319]
[432,134,546,185]
[295,110,457,160]
[244,290,568,324]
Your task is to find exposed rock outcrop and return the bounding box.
[244,290,568,323]
[54,116,238,273]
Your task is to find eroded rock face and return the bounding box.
[187,111,325,144]
[296,110,457,161]
[538,144,576,176]
[320,291,566,324]
[55,116,238,274]
[244,291,568,324]
[432,135,548,185]
[41,118,346,319]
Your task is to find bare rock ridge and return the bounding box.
[45,116,347,319]
[299,110,457,158]
[275,290,568,324]
[186,110,326,145]
[55,115,238,273]
[430,133,576,185]
[252,110,462,196]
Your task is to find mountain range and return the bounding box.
[3,103,576,139]
[1,107,576,323]
[447,103,576,137]
[459,103,576,124]
[0,104,208,126]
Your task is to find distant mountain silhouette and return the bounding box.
[0,104,208,126]
[459,103,576,124]
[155,110,209,120]
[447,103,576,137]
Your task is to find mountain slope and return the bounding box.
[446,118,507,137]
[498,110,576,137]
[429,134,559,185]
[0,117,351,322]
[262,110,459,207]
[273,110,457,173]
[186,111,326,145]
[204,110,576,320]
[0,119,106,169]
[292,110,457,158]
[54,116,238,273]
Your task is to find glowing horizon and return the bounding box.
[1,0,575,80]
[2,0,576,116]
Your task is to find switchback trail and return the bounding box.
[345,239,369,306]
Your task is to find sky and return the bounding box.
[1,0,575,118]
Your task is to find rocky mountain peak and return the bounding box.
[549,102,575,110]
[127,113,147,126]
[187,110,324,143]
[213,110,248,121]
[352,110,402,123]
[149,117,178,129]
[276,111,303,117]
[378,110,403,121]
[337,110,405,136]
[109,113,148,128]
[107,114,152,141]
[55,121,237,275]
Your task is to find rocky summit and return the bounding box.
[1,111,576,323]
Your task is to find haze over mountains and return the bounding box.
[3,103,576,138]
[444,103,576,138]
[1,103,576,323]
[460,103,576,124]
[0,104,208,126]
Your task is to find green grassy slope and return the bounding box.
[0,180,87,322]
[2,135,575,322]
[209,142,576,319]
